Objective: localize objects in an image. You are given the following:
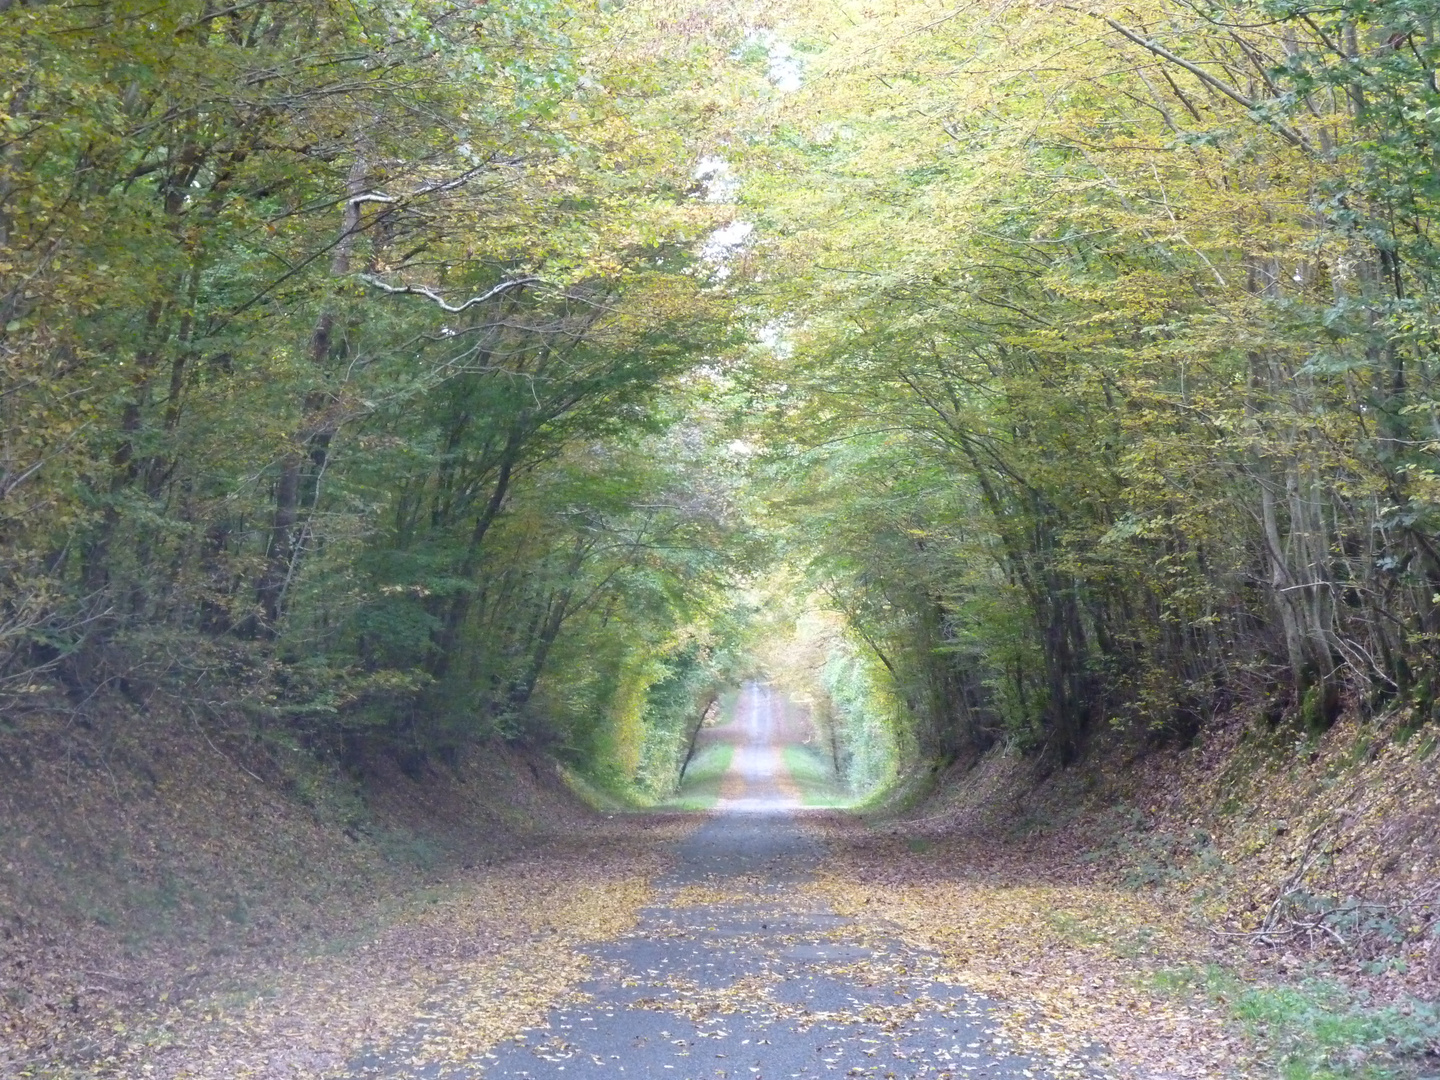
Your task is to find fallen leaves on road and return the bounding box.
[17,821,691,1079]
[802,817,1251,1080]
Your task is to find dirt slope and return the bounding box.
[0,689,647,1077]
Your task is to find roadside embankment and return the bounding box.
[816,709,1440,1078]
[0,690,678,1077]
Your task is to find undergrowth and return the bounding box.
[556,764,646,812]
[854,756,949,818]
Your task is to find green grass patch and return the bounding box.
[558,764,650,812]
[1151,965,1440,1078]
[851,757,948,820]
[663,743,734,810]
[782,745,852,808]
[1046,910,1106,946]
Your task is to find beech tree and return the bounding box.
[740,0,1440,759]
[0,0,761,788]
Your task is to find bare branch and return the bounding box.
[358,274,543,313]
[1091,14,1319,155]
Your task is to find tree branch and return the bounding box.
[1096,15,1318,155]
[358,274,543,313]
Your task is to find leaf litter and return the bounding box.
[12,817,695,1079]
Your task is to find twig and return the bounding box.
[187,704,265,785]
[1083,11,1318,155]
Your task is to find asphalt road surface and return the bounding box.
[356,683,1092,1080]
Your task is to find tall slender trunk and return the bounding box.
[508,540,588,711]
[428,427,524,677]
[677,694,718,781]
[256,155,368,631]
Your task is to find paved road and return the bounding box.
[356,683,1090,1080]
[714,681,803,813]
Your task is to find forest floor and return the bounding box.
[5,686,1438,1079]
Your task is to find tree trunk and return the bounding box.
[255,155,368,631]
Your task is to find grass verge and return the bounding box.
[781,745,851,807]
[664,743,734,810]
[1152,965,1440,1079]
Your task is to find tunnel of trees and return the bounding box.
[3,0,1440,800]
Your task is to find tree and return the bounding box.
[735,0,1440,762]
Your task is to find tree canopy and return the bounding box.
[4,0,1439,795]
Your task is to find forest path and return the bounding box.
[352,683,1093,1080]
